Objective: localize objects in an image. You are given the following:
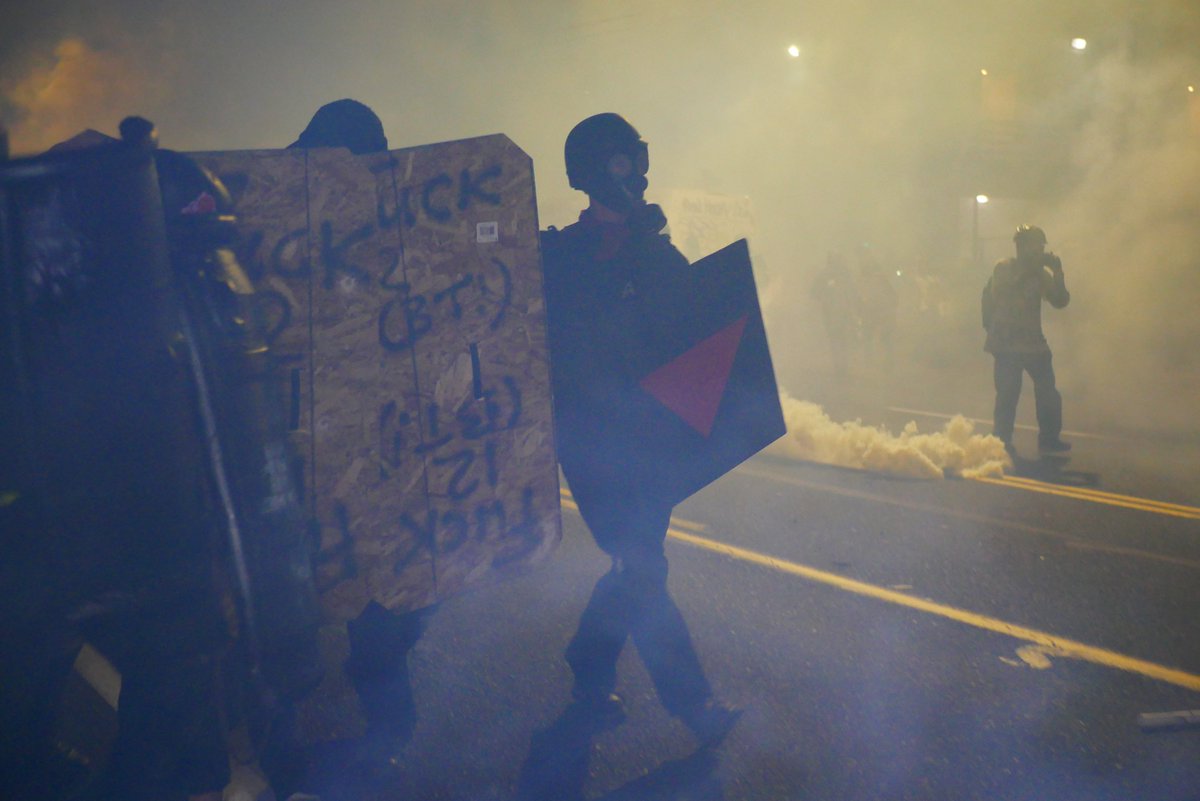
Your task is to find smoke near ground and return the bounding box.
[769,392,1010,480]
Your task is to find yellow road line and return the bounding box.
[745,453,1198,521]
[732,464,1199,569]
[972,476,1200,520]
[994,475,1200,515]
[559,493,1200,692]
[738,463,1077,536]
[667,526,1200,693]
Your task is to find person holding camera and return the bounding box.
[981,224,1071,456]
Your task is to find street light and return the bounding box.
[787,44,801,58]
[1071,38,1088,51]
[972,195,989,268]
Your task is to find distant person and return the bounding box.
[856,251,898,368]
[810,251,860,375]
[981,224,1071,455]
[540,113,741,747]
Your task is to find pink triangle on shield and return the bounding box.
[638,315,748,437]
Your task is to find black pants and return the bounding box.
[992,350,1063,444]
[344,601,431,738]
[563,468,711,717]
[96,650,229,801]
[0,588,229,801]
[259,601,432,798]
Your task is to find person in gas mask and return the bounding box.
[540,113,741,747]
[981,224,1071,456]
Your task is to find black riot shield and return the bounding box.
[625,239,785,506]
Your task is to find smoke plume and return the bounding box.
[1,38,168,154]
[1042,49,1200,434]
[769,392,1010,480]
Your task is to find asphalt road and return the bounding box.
[50,357,1200,799]
[287,396,1200,801]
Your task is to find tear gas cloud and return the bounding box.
[1,37,170,152]
[3,0,1198,440]
[1041,48,1200,435]
[770,392,1010,480]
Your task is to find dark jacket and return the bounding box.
[541,207,693,479]
[982,256,1070,354]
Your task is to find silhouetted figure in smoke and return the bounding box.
[856,249,898,369]
[287,98,419,756]
[287,98,389,154]
[0,118,263,801]
[810,250,860,375]
[265,99,433,800]
[540,113,741,748]
[981,224,1071,456]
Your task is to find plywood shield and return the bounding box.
[192,136,560,621]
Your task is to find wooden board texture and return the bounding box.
[192,136,560,621]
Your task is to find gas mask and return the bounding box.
[591,139,649,214]
[564,113,652,215]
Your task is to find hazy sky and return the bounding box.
[4,0,1198,430]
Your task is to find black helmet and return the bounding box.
[1013,224,1047,245]
[564,113,647,195]
[288,99,388,155]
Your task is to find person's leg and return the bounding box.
[992,354,1023,445]
[258,699,307,801]
[562,469,739,744]
[560,470,642,726]
[564,565,633,702]
[0,616,84,800]
[345,601,429,743]
[97,591,231,801]
[100,651,229,801]
[621,541,712,716]
[1026,351,1065,446]
[618,502,740,746]
[824,312,849,375]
